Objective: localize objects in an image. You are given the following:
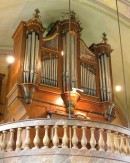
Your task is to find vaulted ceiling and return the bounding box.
[0,0,130,126]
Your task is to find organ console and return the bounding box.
[6,9,115,122]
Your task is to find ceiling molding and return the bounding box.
[72,0,130,28]
[0,48,13,55]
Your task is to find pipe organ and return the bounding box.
[7,9,115,122]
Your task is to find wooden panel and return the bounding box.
[0,73,5,103]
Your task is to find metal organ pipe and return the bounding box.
[66,32,70,90]
[99,57,103,100]
[41,54,58,88]
[84,65,87,93]
[83,64,85,91]
[25,34,31,83]
[34,34,39,83]
[23,31,39,84]
[101,54,107,101]
[71,34,75,87]
[62,32,78,91]
[62,37,66,92]
[30,32,35,83]
[98,53,112,102]
[80,63,96,97]
[23,32,28,83]
[88,68,91,95]
[86,67,89,94]
[47,59,49,85]
[75,36,78,88]
[81,64,83,89]
[107,55,112,101]
[104,54,109,101]
[91,73,94,96]
[93,75,96,96]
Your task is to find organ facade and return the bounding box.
[6,9,115,122]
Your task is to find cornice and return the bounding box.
[72,0,130,28]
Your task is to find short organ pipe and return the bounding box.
[41,54,58,88]
[80,63,96,97]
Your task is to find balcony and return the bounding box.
[0,119,130,163]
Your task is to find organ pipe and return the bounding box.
[98,53,112,102]
[62,32,78,91]
[34,35,39,83]
[80,63,96,97]
[41,53,58,87]
[23,31,39,84]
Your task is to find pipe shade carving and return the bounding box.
[61,91,81,114]
[21,83,38,104]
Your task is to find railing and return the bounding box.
[0,118,130,156]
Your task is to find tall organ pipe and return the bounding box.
[26,34,31,83]
[99,56,103,101]
[24,33,28,83]
[98,53,112,102]
[30,32,35,83]
[75,36,78,87]
[71,34,75,87]
[81,64,83,88]
[23,31,39,84]
[101,54,107,101]
[62,32,78,91]
[55,57,58,87]
[66,32,70,90]
[107,56,112,101]
[104,54,109,101]
[33,34,39,83]
[86,67,89,94]
[93,75,96,96]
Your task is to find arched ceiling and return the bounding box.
[0,0,130,126]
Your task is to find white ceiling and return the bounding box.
[0,0,130,126]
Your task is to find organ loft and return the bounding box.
[5,9,115,123]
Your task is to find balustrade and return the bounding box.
[0,118,130,157]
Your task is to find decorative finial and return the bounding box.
[102,32,108,43]
[33,8,41,20]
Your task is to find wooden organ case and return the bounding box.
[6,9,115,122]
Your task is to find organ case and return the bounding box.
[6,10,115,122]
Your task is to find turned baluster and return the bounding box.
[43,125,50,148]
[52,125,59,148]
[0,132,2,150]
[98,129,105,151]
[72,126,78,149]
[106,130,112,152]
[124,136,128,155]
[126,136,130,155]
[24,127,31,150]
[16,128,22,151]
[33,126,40,149]
[81,127,87,149]
[8,129,15,151]
[1,131,7,151]
[114,132,119,153]
[90,128,96,150]
[119,134,126,155]
[62,125,69,148]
